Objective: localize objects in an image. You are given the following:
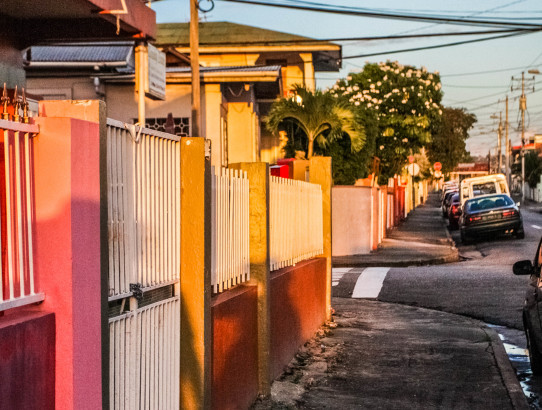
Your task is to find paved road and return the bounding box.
[331,205,542,409]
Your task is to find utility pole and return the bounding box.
[190,0,201,137]
[497,111,502,174]
[505,96,510,187]
[511,72,535,202]
[521,72,526,203]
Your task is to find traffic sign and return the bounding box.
[434,162,442,171]
[434,170,442,178]
[407,163,420,176]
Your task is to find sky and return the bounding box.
[151,0,542,157]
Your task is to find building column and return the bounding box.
[309,157,332,321]
[229,162,271,395]
[180,137,212,409]
[300,53,316,91]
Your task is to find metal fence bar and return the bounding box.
[211,166,250,293]
[269,176,323,272]
[106,120,181,298]
[0,124,43,312]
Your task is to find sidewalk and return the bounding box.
[253,190,529,410]
[332,191,459,267]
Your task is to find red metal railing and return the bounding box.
[0,86,43,311]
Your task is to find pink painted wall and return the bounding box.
[332,186,373,256]
[34,101,103,410]
[0,310,55,409]
[270,258,327,380]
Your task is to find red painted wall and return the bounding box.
[0,309,55,410]
[212,285,259,410]
[270,258,327,379]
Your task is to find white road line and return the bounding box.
[352,267,390,299]
[532,224,542,230]
[332,268,353,287]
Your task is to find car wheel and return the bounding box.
[526,325,542,375]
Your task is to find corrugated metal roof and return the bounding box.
[156,22,338,48]
[27,43,134,63]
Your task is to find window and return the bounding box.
[135,117,190,137]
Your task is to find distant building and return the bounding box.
[450,162,490,182]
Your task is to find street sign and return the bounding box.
[407,163,420,176]
[408,155,415,164]
[146,44,166,100]
[434,170,442,178]
[434,162,442,171]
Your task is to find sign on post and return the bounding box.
[146,44,166,100]
[434,162,442,171]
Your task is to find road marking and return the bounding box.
[332,268,352,286]
[532,224,542,230]
[352,267,390,299]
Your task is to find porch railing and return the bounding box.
[270,176,323,271]
[211,167,250,293]
[0,119,43,311]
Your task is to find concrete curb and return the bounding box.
[485,326,530,410]
[332,247,460,268]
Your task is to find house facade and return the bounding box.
[24,21,341,167]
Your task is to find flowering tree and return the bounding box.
[329,61,443,182]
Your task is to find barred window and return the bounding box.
[134,117,190,137]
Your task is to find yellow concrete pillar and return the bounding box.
[300,53,316,91]
[229,162,271,395]
[180,138,212,410]
[309,157,333,321]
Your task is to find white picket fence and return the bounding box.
[211,167,250,293]
[106,119,181,410]
[0,119,43,312]
[109,297,180,410]
[106,119,181,299]
[270,176,323,271]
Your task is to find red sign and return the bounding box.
[408,155,415,164]
[434,162,442,171]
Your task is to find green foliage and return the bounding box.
[266,85,366,158]
[314,107,378,185]
[427,107,477,175]
[525,151,542,188]
[329,61,443,181]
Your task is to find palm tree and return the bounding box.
[266,85,366,158]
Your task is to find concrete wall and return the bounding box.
[0,310,55,409]
[332,186,373,256]
[270,258,327,379]
[212,285,259,410]
[35,100,104,410]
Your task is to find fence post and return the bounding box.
[229,162,271,396]
[309,157,332,321]
[180,138,212,409]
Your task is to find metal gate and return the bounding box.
[105,119,181,410]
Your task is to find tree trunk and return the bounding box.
[307,136,314,159]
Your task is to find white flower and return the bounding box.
[353,85,359,91]
[370,84,375,89]
[367,103,372,107]
[377,81,382,86]
[379,145,385,150]
[438,109,443,115]
[355,101,360,105]
[411,109,416,114]
[401,99,407,104]
[402,138,408,143]
[347,76,352,81]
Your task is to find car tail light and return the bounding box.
[468,216,482,223]
[451,205,459,214]
[502,210,517,218]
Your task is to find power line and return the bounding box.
[218,0,542,29]
[342,30,535,60]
